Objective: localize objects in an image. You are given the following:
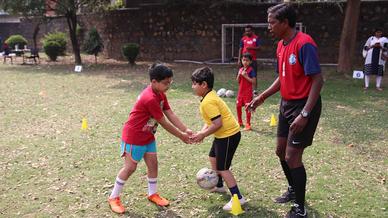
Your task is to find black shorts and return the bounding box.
[209,132,241,171]
[277,96,322,148]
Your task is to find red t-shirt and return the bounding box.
[240,34,259,60]
[121,85,171,145]
[237,66,256,98]
[277,32,321,100]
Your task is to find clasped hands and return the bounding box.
[180,129,206,144]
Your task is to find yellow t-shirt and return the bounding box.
[200,90,240,138]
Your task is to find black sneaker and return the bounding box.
[285,204,307,218]
[275,187,296,203]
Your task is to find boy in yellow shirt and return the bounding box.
[190,67,246,211]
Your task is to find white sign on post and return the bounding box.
[353,70,364,79]
[75,65,83,73]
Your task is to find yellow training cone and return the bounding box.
[81,118,88,130]
[270,114,277,127]
[230,194,244,216]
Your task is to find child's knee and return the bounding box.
[218,170,230,176]
[123,161,137,173]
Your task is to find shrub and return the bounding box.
[5,35,28,49]
[105,0,124,10]
[83,27,104,63]
[122,43,140,65]
[43,41,62,61]
[41,32,67,56]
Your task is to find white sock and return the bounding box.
[376,76,382,88]
[110,177,126,199]
[147,177,157,196]
[364,75,370,88]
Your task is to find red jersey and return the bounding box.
[240,34,259,60]
[277,32,321,100]
[237,66,256,98]
[121,85,171,145]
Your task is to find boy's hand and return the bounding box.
[180,132,191,144]
[190,132,205,143]
[185,128,193,136]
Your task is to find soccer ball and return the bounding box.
[196,167,219,189]
[225,90,235,98]
[217,88,227,97]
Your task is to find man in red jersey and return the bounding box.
[238,25,260,91]
[249,3,324,218]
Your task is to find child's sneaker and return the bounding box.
[222,196,247,211]
[147,193,170,206]
[210,186,227,193]
[108,197,125,214]
[243,124,251,131]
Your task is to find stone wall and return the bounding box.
[2,1,387,63]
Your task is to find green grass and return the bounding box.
[0,61,387,218]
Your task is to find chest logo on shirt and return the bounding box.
[288,54,297,65]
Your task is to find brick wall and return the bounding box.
[2,1,387,63]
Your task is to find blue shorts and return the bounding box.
[120,140,157,162]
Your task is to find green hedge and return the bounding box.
[43,41,62,61]
[41,32,67,56]
[122,43,140,65]
[83,27,103,56]
[5,35,28,49]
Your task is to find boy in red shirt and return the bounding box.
[238,25,260,91]
[108,63,192,214]
[236,52,257,131]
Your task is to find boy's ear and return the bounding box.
[201,81,209,88]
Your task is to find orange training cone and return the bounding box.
[270,114,277,127]
[230,194,244,216]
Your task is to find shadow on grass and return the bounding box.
[207,203,281,217]
[250,128,277,137]
[306,205,326,218]
[122,211,147,217]
[155,208,183,218]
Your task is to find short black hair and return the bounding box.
[242,52,253,61]
[191,67,214,89]
[267,3,296,28]
[246,25,253,29]
[149,63,173,82]
[374,28,383,33]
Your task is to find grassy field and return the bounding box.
[0,59,387,218]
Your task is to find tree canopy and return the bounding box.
[0,0,110,65]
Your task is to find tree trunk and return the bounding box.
[337,0,361,73]
[32,21,41,49]
[66,11,82,65]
